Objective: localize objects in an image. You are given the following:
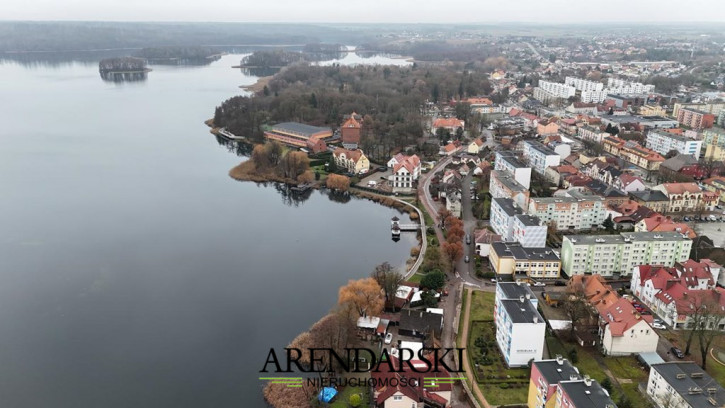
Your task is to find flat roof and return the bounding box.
[492,242,560,261]
[500,298,544,324]
[524,140,558,156]
[516,214,543,227]
[492,197,522,217]
[497,281,536,300]
[558,380,616,408]
[496,151,529,169]
[565,231,690,245]
[272,122,332,137]
[534,359,580,385]
[491,170,527,193]
[651,362,725,408]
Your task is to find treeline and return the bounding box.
[98,57,146,73]
[240,50,305,67]
[213,63,494,161]
[359,40,502,63]
[135,46,221,60]
[302,43,346,53]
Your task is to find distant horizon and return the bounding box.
[3,0,725,25]
[2,20,725,26]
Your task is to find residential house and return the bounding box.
[371,356,452,408]
[389,154,421,193]
[702,176,725,204]
[489,242,561,279]
[602,136,665,171]
[561,232,693,277]
[522,140,561,175]
[566,102,598,115]
[631,262,725,330]
[537,119,559,136]
[527,190,608,231]
[577,124,608,143]
[570,275,659,356]
[652,183,718,213]
[432,118,464,135]
[439,143,458,156]
[467,138,484,154]
[647,362,725,408]
[474,229,502,257]
[636,214,696,239]
[495,282,546,367]
[676,107,715,130]
[584,180,629,208]
[333,148,370,174]
[614,173,647,193]
[494,151,532,189]
[659,154,709,181]
[554,378,617,408]
[629,190,671,214]
[545,165,579,187]
[527,357,581,408]
[490,170,531,210]
[398,309,443,338]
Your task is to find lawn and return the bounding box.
[469,290,495,321]
[329,385,368,408]
[407,272,424,284]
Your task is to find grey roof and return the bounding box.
[651,362,725,408]
[399,309,443,335]
[558,380,616,408]
[661,154,699,172]
[272,122,332,138]
[496,151,529,169]
[491,170,527,193]
[492,242,560,261]
[492,197,523,217]
[650,131,694,144]
[531,191,605,204]
[515,214,543,227]
[497,281,536,300]
[524,140,558,156]
[630,190,670,202]
[534,359,580,385]
[565,231,691,246]
[500,298,544,324]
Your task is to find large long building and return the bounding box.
[561,231,692,277]
[527,191,608,231]
[646,131,702,158]
[602,136,665,171]
[263,122,334,150]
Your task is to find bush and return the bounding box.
[568,348,579,364]
[421,270,445,290]
[349,393,362,407]
[499,383,509,389]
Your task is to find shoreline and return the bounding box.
[239,75,273,93]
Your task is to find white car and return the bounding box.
[533,281,546,287]
[384,333,393,344]
[652,322,666,330]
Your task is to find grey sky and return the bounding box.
[3,0,725,23]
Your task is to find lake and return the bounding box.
[0,53,416,407]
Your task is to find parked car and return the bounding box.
[554,280,566,286]
[384,333,393,344]
[684,216,691,221]
[652,322,666,329]
[671,347,685,359]
[464,255,470,263]
[533,281,546,287]
[465,234,471,244]
[377,166,387,172]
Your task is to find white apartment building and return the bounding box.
[490,198,547,247]
[560,232,693,277]
[494,151,532,189]
[580,90,609,103]
[607,78,655,94]
[565,76,604,92]
[527,190,608,231]
[494,283,545,367]
[646,131,703,158]
[490,170,530,210]
[538,80,576,99]
[521,140,561,175]
[647,362,725,408]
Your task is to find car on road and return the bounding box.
[384,333,393,344]
[533,281,546,287]
[652,322,666,329]
[684,216,691,221]
[464,255,470,263]
[465,234,471,244]
[554,280,566,286]
[671,347,685,359]
[377,166,387,172]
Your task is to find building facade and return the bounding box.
[527,191,608,231]
[494,283,546,367]
[676,107,715,130]
[646,131,702,158]
[603,136,665,171]
[647,362,725,408]
[490,170,531,210]
[561,232,693,277]
[522,140,561,175]
[490,242,561,279]
[388,154,421,193]
[332,148,370,174]
[494,151,532,189]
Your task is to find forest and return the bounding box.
[134,46,222,62]
[98,57,147,73]
[212,63,497,161]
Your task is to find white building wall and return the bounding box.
[601,320,659,356]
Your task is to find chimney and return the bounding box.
[520,295,525,303]
[584,375,592,386]
[526,293,531,300]
[533,316,539,323]
[556,355,563,365]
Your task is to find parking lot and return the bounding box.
[694,220,725,247]
[357,167,393,191]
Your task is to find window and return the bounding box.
[393,395,403,401]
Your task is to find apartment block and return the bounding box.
[490,198,547,247]
[527,357,580,408]
[494,151,532,189]
[702,128,725,162]
[494,282,545,367]
[645,131,702,158]
[676,107,716,130]
[527,190,608,231]
[577,125,608,143]
[538,80,576,99]
[606,78,655,94]
[647,362,725,408]
[522,140,561,175]
[603,136,665,171]
[561,232,692,277]
[490,170,531,210]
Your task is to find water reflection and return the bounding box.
[214,134,253,157]
[99,70,148,82]
[274,183,313,206]
[239,66,280,77]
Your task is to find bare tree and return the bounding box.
[370,262,404,308]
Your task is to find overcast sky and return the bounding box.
[3,0,725,23]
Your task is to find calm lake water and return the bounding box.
[0,53,415,407]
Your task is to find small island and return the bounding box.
[135,46,223,65]
[98,57,151,82]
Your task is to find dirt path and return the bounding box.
[460,288,491,408]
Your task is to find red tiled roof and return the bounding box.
[660,182,702,195]
[433,118,464,128]
[393,154,421,174]
[372,356,452,405]
[618,173,643,188]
